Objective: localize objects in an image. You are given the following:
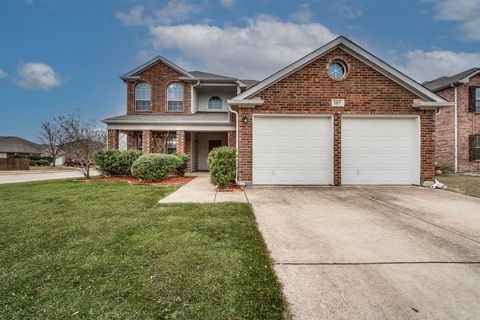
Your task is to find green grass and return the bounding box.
[0,180,288,319]
[437,173,480,198]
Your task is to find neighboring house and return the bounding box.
[0,136,43,158]
[424,68,480,173]
[104,36,450,186]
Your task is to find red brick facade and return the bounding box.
[107,129,119,150]
[435,74,480,172]
[236,47,436,184]
[126,61,191,115]
[227,130,236,148]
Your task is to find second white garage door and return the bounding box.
[341,117,420,185]
[253,115,333,185]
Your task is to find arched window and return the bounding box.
[135,82,151,110]
[167,82,184,111]
[208,96,223,110]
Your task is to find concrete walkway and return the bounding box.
[159,172,248,203]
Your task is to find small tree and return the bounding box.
[56,111,106,179]
[38,122,62,167]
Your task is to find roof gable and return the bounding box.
[0,136,43,153]
[233,36,446,103]
[120,56,195,81]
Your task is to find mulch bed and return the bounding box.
[217,183,244,192]
[81,176,195,186]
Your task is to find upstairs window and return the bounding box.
[135,82,152,111]
[470,87,480,113]
[208,96,223,110]
[167,83,184,111]
[470,135,480,161]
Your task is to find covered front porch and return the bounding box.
[107,129,235,172]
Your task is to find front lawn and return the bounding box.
[436,173,480,198]
[0,180,288,319]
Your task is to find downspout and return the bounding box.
[227,104,246,187]
[453,85,458,173]
[191,79,200,113]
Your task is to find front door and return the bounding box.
[208,140,223,152]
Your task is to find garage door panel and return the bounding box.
[341,117,420,185]
[253,116,332,185]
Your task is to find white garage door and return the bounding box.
[341,117,420,185]
[253,116,333,185]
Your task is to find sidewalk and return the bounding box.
[159,172,248,203]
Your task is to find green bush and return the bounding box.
[29,154,53,166]
[131,153,181,182]
[94,150,142,176]
[174,152,190,176]
[208,146,236,189]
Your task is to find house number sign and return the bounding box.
[331,98,345,107]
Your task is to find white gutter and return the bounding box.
[227,104,246,187]
[412,100,454,109]
[227,99,264,106]
[454,85,458,173]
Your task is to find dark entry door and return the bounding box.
[208,140,222,152]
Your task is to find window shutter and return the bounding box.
[469,87,476,112]
[470,135,480,161]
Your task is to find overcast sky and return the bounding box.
[1,0,480,140]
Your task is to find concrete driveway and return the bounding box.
[246,186,480,319]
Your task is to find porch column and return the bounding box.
[107,129,119,149]
[185,132,192,172]
[142,130,152,153]
[176,130,186,153]
[126,132,135,150]
[227,131,236,148]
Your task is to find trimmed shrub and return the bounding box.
[131,153,181,182]
[29,154,53,166]
[208,146,236,189]
[94,150,142,176]
[174,152,190,176]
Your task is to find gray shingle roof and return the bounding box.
[0,136,43,154]
[189,71,236,80]
[423,67,480,92]
[103,112,231,124]
[240,79,260,89]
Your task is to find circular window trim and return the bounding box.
[327,60,348,81]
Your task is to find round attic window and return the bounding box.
[328,61,347,80]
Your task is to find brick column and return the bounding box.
[107,129,119,150]
[421,110,436,183]
[238,107,253,182]
[176,130,186,153]
[185,132,192,172]
[127,132,135,150]
[333,113,341,186]
[142,130,152,153]
[227,131,236,148]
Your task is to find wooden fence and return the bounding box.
[0,158,30,170]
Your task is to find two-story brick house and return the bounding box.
[424,68,480,173]
[104,56,257,172]
[105,36,451,186]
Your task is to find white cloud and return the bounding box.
[331,0,363,19]
[290,3,314,23]
[219,0,235,9]
[0,69,7,79]
[16,63,63,90]
[116,1,200,26]
[115,6,146,26]
[148,14,337,79]
[155,0,200,25]
[429,0,480,41]
[397,49,480,82]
